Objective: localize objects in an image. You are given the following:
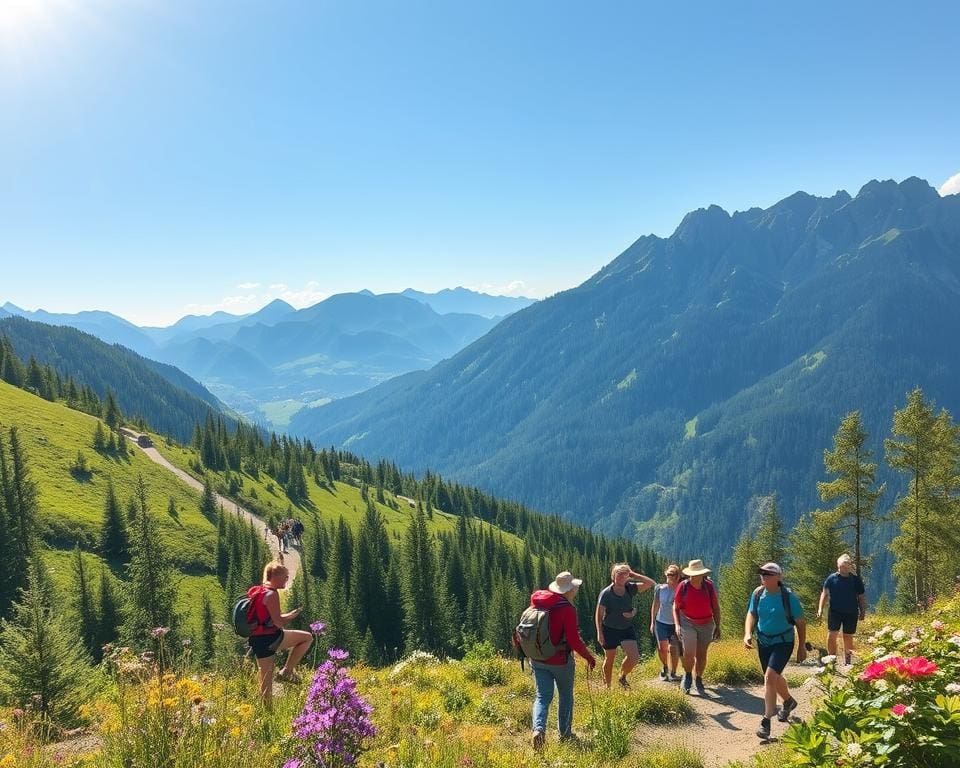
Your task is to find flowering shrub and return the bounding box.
[284,649,376,768]
[784,615,960,767]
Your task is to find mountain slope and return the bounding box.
[289,177,960,575]
[0,316,231,442]
[399,287,536,317]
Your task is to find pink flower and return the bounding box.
[891,703,908,716]
[905,656,938,678]
[931,620,945,634]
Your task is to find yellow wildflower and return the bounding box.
[0,754,16,768]
[235,703,254,719]
[230,726,242,738]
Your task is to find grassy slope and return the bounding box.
[0,381,221,631]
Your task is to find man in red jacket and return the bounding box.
[529,571,597,750]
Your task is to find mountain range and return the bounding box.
[1,288,533,428]
[289,177,960,586]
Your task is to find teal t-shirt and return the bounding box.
[747,587,804,645]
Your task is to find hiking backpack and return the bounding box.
[514,598,570,664]
[749,585,796,626]
[231,587,274,638]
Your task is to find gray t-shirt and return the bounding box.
[598,582,638,630]
[654,583,675,625]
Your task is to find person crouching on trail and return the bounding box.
[817,553,865,666]
[247,561,313,706]
[650,564,683,681]
[673,559,721,695]
[743,562,807,740]
[529,571,597,751]
[596,563,655,688]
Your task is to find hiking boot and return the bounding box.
[695,677,706,696]
[532,731,545,751]
[845,652,852,666]
[757,717,771,739]
[618,675,630,689]
[276,669,303,684]
[777,697,797,722]
[669,671,682,682]
[659,667,668,681]
[681,673,692,694]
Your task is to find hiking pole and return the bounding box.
[584,659,597,723]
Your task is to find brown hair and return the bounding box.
[262,561,288,583]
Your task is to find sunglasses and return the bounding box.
[758,572,777,577]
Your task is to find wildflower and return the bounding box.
[150,627,170,639]
[310,622,327,635]
[877,625,894,637]
[11,709,24,720]
[328,648,350,660]
[845,743,863,757]
[230,726,242,737]
[1,754,16,768]
[891,703,907,716]
[284,761,303,768]
[949,636,960,647]
[820,655,837,665]
[931,620,945,633]
[891,629,906,642]
[904,657,938,678]
[895,684,911,696]
[182,639,192,647]
[235,703,254,719]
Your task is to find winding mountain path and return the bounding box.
[122,430,301,587]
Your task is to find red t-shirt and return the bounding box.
[675,579,717,626]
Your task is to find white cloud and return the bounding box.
[236,281,261,290]
[465,280,529,297]
[274,280,327,309]
[939,172,960,197]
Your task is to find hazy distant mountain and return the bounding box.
[290,177,960,586]
[399,287,535,317]
[145,299,297,345]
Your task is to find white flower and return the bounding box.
[896,684,911,696]
[845,743,863,757]
[873,647,887,657]
[948,636,960,647]
[874,680,890,692]
[905,705,915,714]
[892,629,907,642]
[877,625,894,637]
[821,654,837,665]
[946,683,960,694]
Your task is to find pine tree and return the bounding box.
[100,479,128,562]
[787,512,848,612]
[753,495,786,567]
[103,391,121,431]
[483,576,522,653]
[122,475,179,646]
[0,559,94,726]
[96,568,121,650]
[401,506,443,651]
[351,503,390,645]
[718,532,761,638]
[0,427,38,601]
[199,593,215,667]
[200,477,218,522]
[818,411,884,573]
[323,547,358,654]
[92,421,107,451]
[71,545,100,661]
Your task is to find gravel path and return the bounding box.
[123,431,302,587]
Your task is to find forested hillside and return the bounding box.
[0,316,229,442]
[290,178,960,588]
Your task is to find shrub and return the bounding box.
[784,611,960,767]
[461,641,508,686]
[439,682,471,714]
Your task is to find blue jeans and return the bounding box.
[531,655,575,736]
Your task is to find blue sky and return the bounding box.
[2,1,958,325]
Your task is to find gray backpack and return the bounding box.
[514,598,569,662]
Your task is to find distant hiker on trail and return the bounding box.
[246,561,313,706]
[650,564,683,681]
[744,562,807,740]
[523,571,597,751]
[817,553,865,666]
[673,559,721,695]
[292,518,304,547]
[596,563,655,688]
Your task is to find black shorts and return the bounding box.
[827,610,859,635]
[601,624,638,650]
[248,631,283,659]
[758,640,794,674]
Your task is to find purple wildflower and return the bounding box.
[328,648,349,660]
[150,626,170,639]
[285,655,376,768]
[310,622,327,635]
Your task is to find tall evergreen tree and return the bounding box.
[0,427,38,602]
[96,568,121,650]
[103,391,121,431]
[401,506,444,651]
[718,532,761,638]
[122,475,179,646]
[483,576,522,653]
[787,512,848,612]
[200,477,218,522]
[199,593,215,667]
[0,559,94,726]
[753,495,786,567]
[817,411,884,573]
[100,478,128,562]
[351,503,391,645]
[71,546,100,661]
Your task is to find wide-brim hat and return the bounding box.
[548,571,583,594]
[682,559,711,577]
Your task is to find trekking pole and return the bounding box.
[584,660,597,723]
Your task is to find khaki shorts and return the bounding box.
[679,617,715,652]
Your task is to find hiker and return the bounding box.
[744,562,807,739]
[673,559,721,695]
[596,563,655,688]
[817,553,866,665]
[246,561,313,706]
[650,563,683,681]
[527,571,597,750]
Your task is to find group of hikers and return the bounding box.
[519,554,865,748]
[240,552,865,744]
[264,517,304,556]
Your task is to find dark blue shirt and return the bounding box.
[823,572,865,614]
